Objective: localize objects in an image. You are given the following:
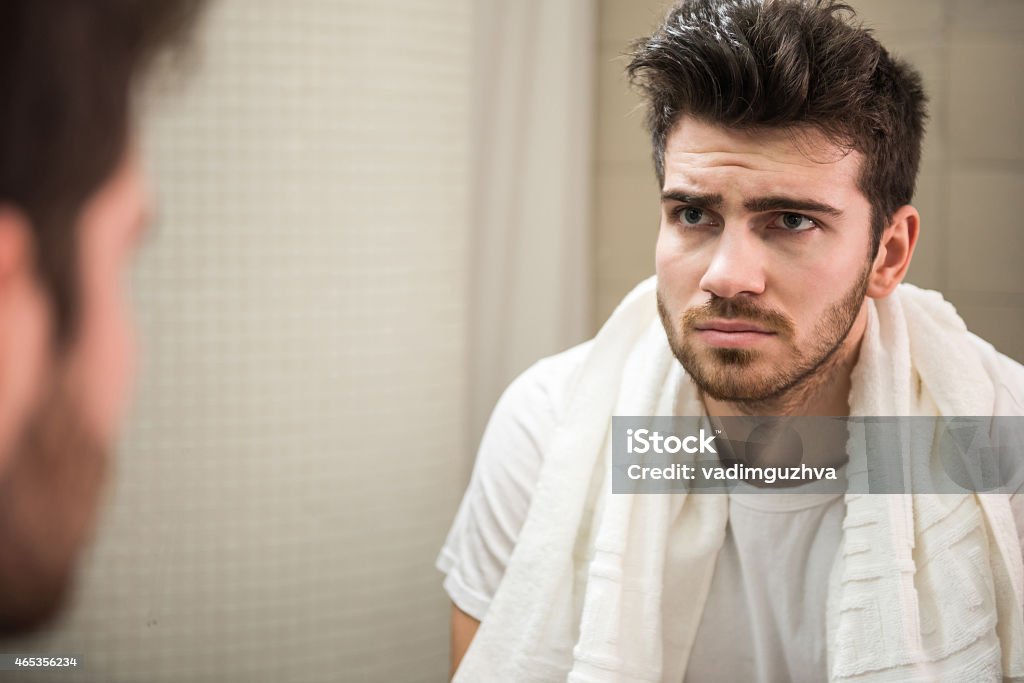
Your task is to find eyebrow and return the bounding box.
[660,190,724,209]
[661,188,843,217]
[743,195,843,217]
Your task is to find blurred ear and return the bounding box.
[0,206,51,475]
[866,204,920,299]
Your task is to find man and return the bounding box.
[0,1,204,633]
[438,0,1024,681]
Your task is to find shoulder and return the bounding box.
[496,338,595,427]
[966,333,1024,416]
[475,338,595,487]
[435,339,595,619]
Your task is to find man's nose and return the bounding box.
[697,228,767,299]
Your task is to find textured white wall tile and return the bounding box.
[594,167,659,322]
[949,0,1024,36]
[598,0,675,50]
[947,168,1024,294]
[595,48,650,167]
[906,163,947,291]
[849,0,946,36]
[949,40,1024,162]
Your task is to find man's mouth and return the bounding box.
[692,319,777,348]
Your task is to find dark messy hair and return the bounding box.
[0,0,205,347]
[626,0,927,255]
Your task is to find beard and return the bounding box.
[658,264,870,405]
[0,364,109,635]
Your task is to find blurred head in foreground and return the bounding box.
[0,0,204,634]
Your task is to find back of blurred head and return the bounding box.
[0,0,204,634]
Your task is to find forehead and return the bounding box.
[662,116,864,201]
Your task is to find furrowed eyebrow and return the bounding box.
[660,190,724,209]
[660,189,843,218]
[743,195,843,217]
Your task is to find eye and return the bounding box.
[675,206,716,227]
[769,212,816,232]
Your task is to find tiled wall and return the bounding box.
[593,0,1024,363]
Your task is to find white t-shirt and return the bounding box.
[436,340,1024,682]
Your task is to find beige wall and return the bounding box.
[593,0,1024,363]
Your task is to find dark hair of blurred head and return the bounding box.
[626,0,928,255]
[0,0,205,347]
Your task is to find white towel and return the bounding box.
[453,276,1024,682]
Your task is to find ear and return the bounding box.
[866,204,920,299]
[0,206,51,476]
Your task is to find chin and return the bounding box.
[0,562,75,637]
[0,371,109,637]
[683,350,792,403]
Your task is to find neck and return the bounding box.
[703,307,868,418]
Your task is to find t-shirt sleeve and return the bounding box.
[435,342,591,621]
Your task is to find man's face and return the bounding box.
[0,145,148,630]
[655,117,874,404]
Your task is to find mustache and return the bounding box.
[680,297,795,338]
